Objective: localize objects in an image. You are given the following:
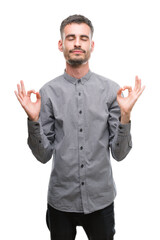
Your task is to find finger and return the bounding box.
[17,83,23,99]
[137,78,142,91]
[117,88,123,97]
[134,76,138,91]
[14,90,23,104]
[134,76,141,91]
[14,90,19,99]
[137,85,145,98]
[36,92,41,99]
[27,90,36,97]
[20,80,26,96]
[122,86,132,93]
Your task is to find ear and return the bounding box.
[58,40,63,52]
[91,41,95,52]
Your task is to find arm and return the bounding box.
[27,87,55,163]
[15,81,55,164]
[109,76,145,161]
[108,94,132,161]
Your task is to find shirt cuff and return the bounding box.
[117,121,131,136]
[27,118,43,134]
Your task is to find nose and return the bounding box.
[74,37,81,48]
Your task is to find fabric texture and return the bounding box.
[28,70,132,214]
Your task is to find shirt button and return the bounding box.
[81,182,84,185]
[79,92,81,96]
[80,146,83,150]
[81,164,84,168]
[79,110,82,114]
[80,128,83,132]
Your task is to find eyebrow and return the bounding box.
[65,34,89,39]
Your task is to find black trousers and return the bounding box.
[46,202,115,240]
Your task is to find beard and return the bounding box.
[64,48,91,67]
[67,57,88,66]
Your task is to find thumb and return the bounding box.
[117,88,123,97]
[36,92,41,99]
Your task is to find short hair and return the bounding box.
[60,14,94,39]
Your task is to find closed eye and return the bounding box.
[81,37,88,41]
[68,37,75,41]
[65,34,89,41]
[81,35,89,41]
[66,35,75,41]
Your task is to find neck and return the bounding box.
[65,62,89,79]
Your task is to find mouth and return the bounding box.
[72,51,83,54]
[70,49,85,54]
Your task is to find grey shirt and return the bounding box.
[28,70,132,214]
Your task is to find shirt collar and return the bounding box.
[63,69,92,85]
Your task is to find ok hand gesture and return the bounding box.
[15,80,41,121]
[117,76,145,124]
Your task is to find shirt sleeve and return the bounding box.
[27,87,55,164]
[108,90,132,161]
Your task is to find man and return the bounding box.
[15,15,145,240]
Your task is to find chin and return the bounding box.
[67,58,87,66]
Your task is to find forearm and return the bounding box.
[111,121,132,161]
[27,119,54,164]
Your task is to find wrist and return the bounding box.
[28,115,39,122]
[120,112,131,124]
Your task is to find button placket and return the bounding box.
[76,79,88,211]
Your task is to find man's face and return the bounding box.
[58,23,94,66]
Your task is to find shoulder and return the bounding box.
[91,72,120,96]
[40,74,64,91]
[91,72,120,104]
[39,74,65,102]
[92,72,120,88]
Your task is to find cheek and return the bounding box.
[85,42,92,50]
[63,41,73,50]
[87,44,92,52]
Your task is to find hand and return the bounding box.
[117,76,145,124]
[14,80,41,121]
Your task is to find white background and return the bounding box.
[0,0,160,239]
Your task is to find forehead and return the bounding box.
[63,23,91,37]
